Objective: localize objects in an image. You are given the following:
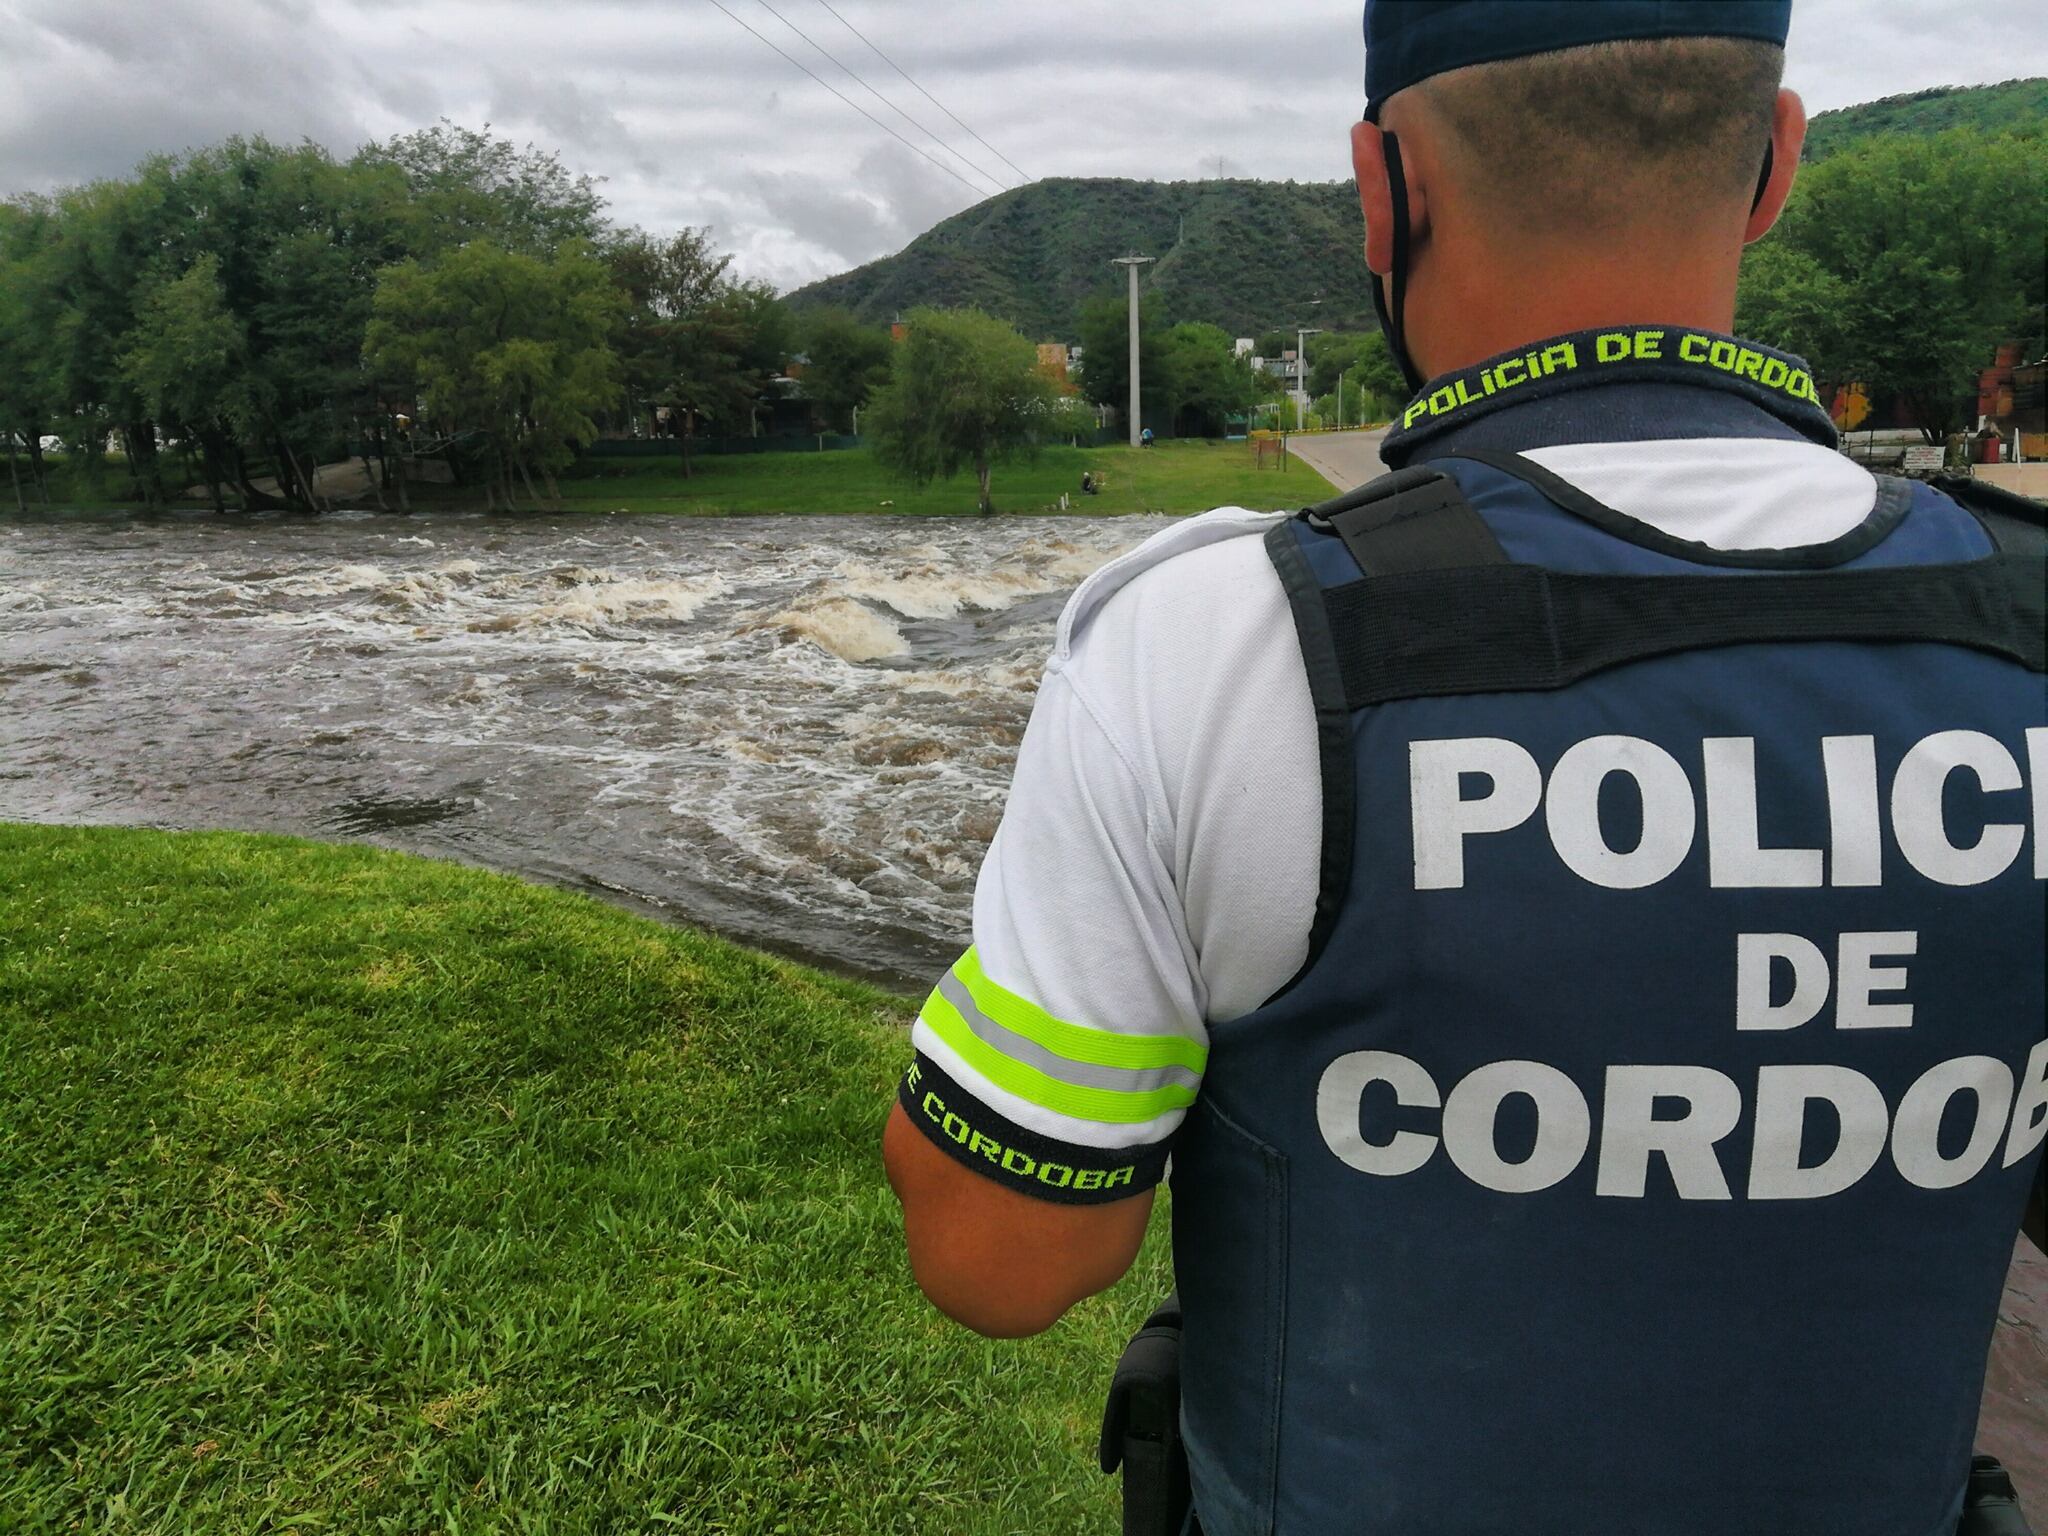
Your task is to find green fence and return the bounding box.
[584,434,863,458]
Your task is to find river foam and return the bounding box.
[0,510,1163,987]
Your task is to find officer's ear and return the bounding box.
[1744,87,1808,246]
[1352,118,1429,278]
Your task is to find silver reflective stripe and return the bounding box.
[935,970,1202,1097]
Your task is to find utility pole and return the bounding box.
[1296,325,1324,431]
[1112,255,1156,448]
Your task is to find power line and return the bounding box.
[702,0,993,199]
[748,0,1013,195]
[813,0,1033,186]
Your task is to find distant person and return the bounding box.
[1139,427,1154,448]
[1080,471,1099,496]
[885,3,2046,1533]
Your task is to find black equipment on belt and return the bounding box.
[1099,1294,1192,1536]
[1961,1457,2036,1535]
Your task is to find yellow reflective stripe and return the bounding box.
[953,947,1208,1075]
[920,985,1198,1126]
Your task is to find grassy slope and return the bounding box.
[0,825,1172,1533]
[555,440,1334,518]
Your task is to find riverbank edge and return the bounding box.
[3,439,1340,520]
[0,822,1170,1530]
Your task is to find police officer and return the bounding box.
[883,4,2048,1531]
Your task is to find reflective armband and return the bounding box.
[900,1052,1171,1204]
[917,947,1206,1126]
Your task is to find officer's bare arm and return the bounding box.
[883,1102,1153,1338]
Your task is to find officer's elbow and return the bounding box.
[883,1101,1151,1337]
[905,1246,1074,1338]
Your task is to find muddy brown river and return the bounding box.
[0,508,1161,990]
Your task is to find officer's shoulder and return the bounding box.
[1053,507,1289,667]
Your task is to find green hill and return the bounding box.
[788,177,1372,342]
[789,78,2046,342]
[1805,77,2048,160]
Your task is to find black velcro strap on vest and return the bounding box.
[1934,472,2048,557]
[1323,556,2047,709]
[1306,466,1507,577]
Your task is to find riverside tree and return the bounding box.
[1737,126,2047,438]
[1078,295,1264,438]
[604,228,790,476]
[0,200,60,505]
[1076,288,1168,427]
[799,308,894,433]
[0,123,801,511]
[866,307,1057,515]
[1157,321,1260,436]
[364,241,622,510]
[356,121,607,259]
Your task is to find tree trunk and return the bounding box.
[200,429,226,514]
[26,431,48,503]
[142,420,166,506]
[270,434,305,510]
[287,439,326,513]
[976,458,994,516]
[515,449,544,511]
[118,426,146,506]
[359,451,387,511]
[679,415,694,481]
[232,442,278,512]
[7,439,22,514]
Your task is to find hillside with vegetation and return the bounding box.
[790,77,2047,342]
[1804,77,2047,160]
[788,177,1373,341]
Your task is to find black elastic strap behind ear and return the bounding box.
[1372,130,1427,396]
[1752,138,1776,212]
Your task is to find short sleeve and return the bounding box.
[901,667,1209,1204]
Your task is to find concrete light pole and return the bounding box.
[1296,327,1324,431]
[1112,255,1156,448]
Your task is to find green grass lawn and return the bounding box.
[5,440,1333,519]
[0,824,1172,1533]
[554,440,1331,517]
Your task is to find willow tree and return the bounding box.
[365,241,622,510]
[866,308,1057,515]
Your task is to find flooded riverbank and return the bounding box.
[0,508,1164,990]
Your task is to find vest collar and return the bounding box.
[1380,326,1839,468]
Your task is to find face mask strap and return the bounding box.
[1752,137,1776,212]
[1370,126,1428,397]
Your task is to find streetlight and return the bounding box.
[1296,325,1324,431]
[1111,255,1157,448]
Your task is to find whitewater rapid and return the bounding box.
[0,510,1166,989]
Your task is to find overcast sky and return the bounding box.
[2,0,2042,292]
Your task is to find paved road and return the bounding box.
[1286,427,1391,494]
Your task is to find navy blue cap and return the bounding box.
[1364,0,1792,114]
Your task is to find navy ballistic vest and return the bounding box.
[1172,454,2048,1536]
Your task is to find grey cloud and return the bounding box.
[2,0,2042,291]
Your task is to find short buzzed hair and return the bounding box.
[1406,38,1784,234]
